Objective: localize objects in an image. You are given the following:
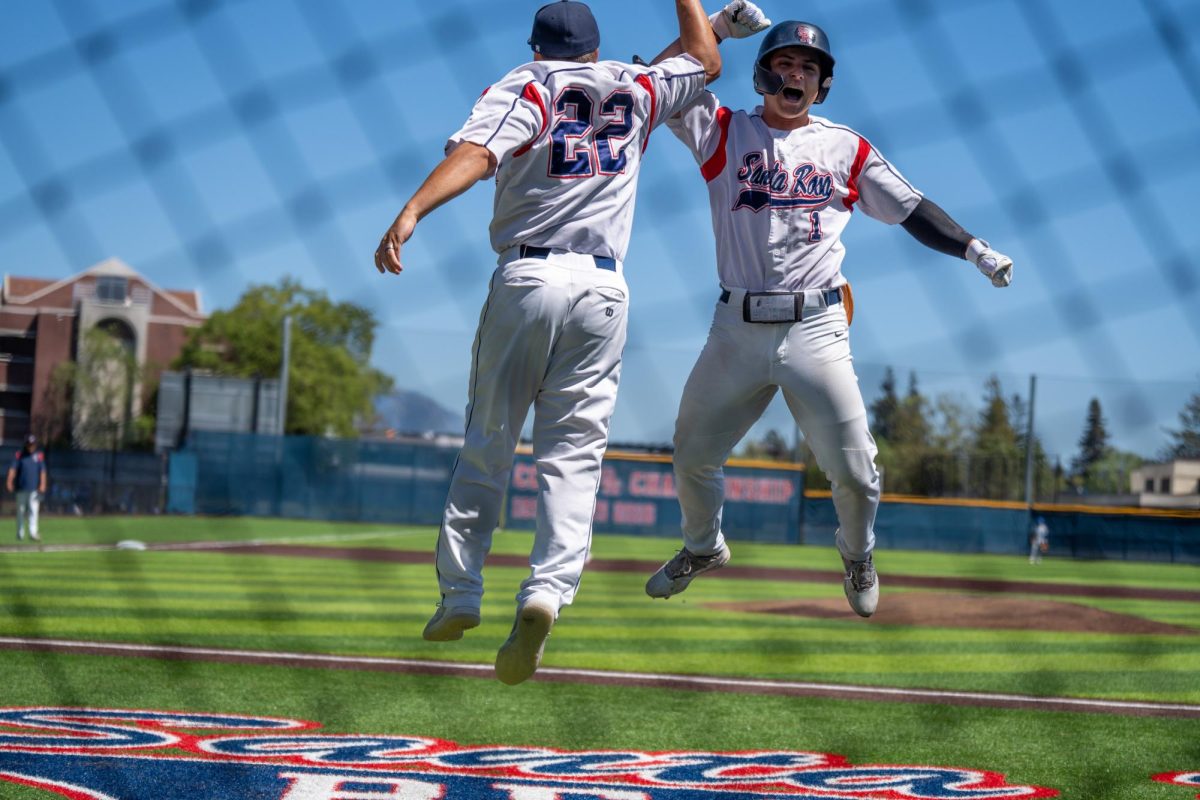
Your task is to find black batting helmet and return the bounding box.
[753,21,835,103]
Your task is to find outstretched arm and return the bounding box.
[651,0,771,68]
[900,197,1013,288]
[375,142,495,275]
[676,0,723,83]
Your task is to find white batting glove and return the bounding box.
[709,0,771,41]
[967,238,1013,288]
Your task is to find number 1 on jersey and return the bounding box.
[808,209,823,242]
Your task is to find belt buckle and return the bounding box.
[742,292,800,323]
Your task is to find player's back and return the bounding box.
[449,54,707,262]
[491,60,657,261]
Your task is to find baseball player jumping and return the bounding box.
[645,19,1014,616]
[376,0,723,684]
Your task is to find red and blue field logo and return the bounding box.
[0,707,1064,799]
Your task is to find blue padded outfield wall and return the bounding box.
[177,431,457,524]
[503,451,804,545]
[803,495,1200,564]
[173,433,1200,563]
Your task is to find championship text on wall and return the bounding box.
[505,451,805,543]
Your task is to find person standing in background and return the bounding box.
[1029,516,1049,564]
[7,434,48,542]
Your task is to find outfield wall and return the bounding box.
[503,450,804,545]
[170,433,1200,563]
[803,495,1200,564]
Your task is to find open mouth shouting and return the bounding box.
[780,86,806,103]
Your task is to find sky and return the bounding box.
[1,0,1198,466]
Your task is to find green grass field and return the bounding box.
[1,515,1198,799]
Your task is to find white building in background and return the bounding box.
[1131,459,1200,509]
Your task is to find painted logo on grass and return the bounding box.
[1156,771,1200,797]
[0,707,1061,799]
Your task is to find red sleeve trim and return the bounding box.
[843,135,872,210]
[634,74,658,153]
[512,82,548,158]
[699,107,733,182]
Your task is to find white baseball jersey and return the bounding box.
[668,92,923,290]
[448,54,708,262]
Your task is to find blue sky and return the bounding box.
[1,0,1198,465]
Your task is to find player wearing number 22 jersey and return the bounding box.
[376,0,721,685]
[457,55,703,262]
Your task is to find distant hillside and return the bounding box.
[374,390,462,435]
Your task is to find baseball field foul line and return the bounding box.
[3,636,1198,719]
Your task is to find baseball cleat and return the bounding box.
[422,605,481,642]
[494,598,557,685]
[842,554,879,618]
[645,544,730,599]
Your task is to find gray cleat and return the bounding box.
[422,605,481,641]
[494,598,557,685]
[645,544,731,599]
[842,554,879,617]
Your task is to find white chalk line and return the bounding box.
[0,528,428,554]
[1,636,1197,716]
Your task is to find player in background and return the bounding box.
[7,434,48,543]
[645,20,1014,616]
[375,0,723,685]
[1029,516,1050,564]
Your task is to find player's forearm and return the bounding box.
[899,197,974,259]
[401,142,495,225]
[676,0,721,82]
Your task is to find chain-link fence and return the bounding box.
[2,0,1198,503]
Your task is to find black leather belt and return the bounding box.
[720,287,841,306]
[520,245,617,271]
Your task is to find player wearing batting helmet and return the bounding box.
[376,0,724,685]
[645,18,1015,616]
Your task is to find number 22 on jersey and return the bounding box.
[548,86,636,179]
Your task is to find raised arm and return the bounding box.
[900,197,1013,288]
[651,0,771,69]
[675,0,723,83]
[375,142,495,275]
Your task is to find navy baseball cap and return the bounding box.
[529,1,600,59]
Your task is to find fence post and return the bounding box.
[1023,373,1037,515]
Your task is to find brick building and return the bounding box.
[0,258,206,446]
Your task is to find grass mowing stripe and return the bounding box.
[4,636,1200,717]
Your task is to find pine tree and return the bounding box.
[1072,397,1110,479]
[869,367,899,442]
[1163,389,1200,460]
[973,376,1022,500]
[895,372,931,448]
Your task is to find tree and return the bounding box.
[870,371,933,495]
[736,428,792,462]
[869,367,899,442]
[1079,449,1144,495]
[173,279,394,437]
[1072,397,1110,481]
[894,372,931,448]
[972,376,1023,500]
[1163,388,1200,460]
[59,326,154,450]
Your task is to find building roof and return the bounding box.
[2,257,205,321]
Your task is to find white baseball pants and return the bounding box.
[673,290,879,561]
[15,490,41,541]
[435,250,628,613]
